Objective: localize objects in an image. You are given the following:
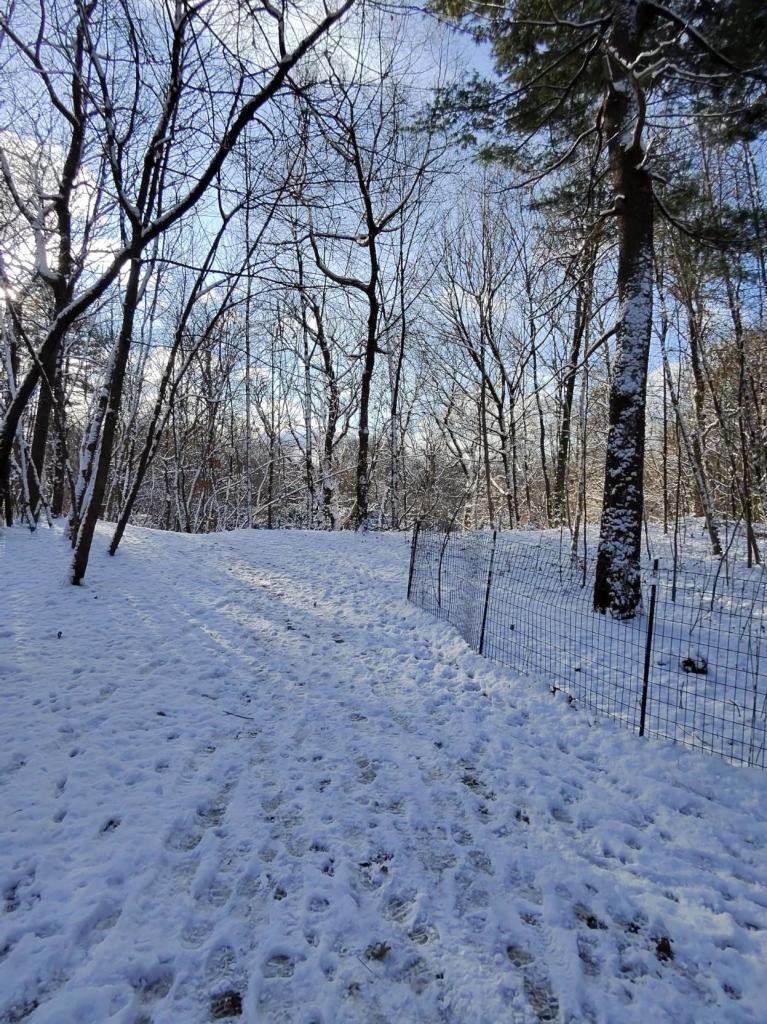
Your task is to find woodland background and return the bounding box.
[1,0,765,603]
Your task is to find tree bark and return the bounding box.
[594,0,654,618]
[356,283,379,528]
[552,250,595,525]
[71,258,141,583]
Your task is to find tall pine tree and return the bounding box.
[435,0,767,616]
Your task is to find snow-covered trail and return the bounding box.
[1,525,766,1024]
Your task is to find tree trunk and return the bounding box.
[660,329,721,556]
[302,326,315,526]
[594,0,654,617]
[479,355,495,525]
[389,239,408,529]
[496,394,515,528]
[669,279,722,553]
[552,252,594,525]
[26,345,59,522]
[531,338,551,525]
[0,320,66,510]
[2,302,21,526]
[69,345,117,544]
[321,369,339,531]
[50,355,69,520]
[355,283,379,528]
[71,258,141,584]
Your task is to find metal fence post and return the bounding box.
[478,529,497,655]
[437,524,451,609]
[407,519,421,602]
[639,558,659,737]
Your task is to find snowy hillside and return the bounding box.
[2,524,767,1024]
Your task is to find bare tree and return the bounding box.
[0,0,355,555]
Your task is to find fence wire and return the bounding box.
[408,526,767,769]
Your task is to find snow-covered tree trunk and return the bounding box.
[71,257,142,583]
[69,346,117,544]
[593,0,654,618]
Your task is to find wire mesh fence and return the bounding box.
[407,524,767,769]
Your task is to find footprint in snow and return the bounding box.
[131,968,174,1002]
[180,919,214,948]
[467,848,494,875]
[78,904,122,954]
[2,997,42,1023]
[506,944,534,968]
[197,800,227,828]
[261,793,282,814]
[396,955,433,995]
[451,825,473,846]
[523,973,560,1024]
[550,804,573,825]
[263,953,300,978]
[357,758,377,784]
[384,892,417,924]
[408,923,439,946]
[210,990,243,1019]
[577,935,601,977]
[165,826,203,852]
[197,877,232,908]
[204,944,243,988]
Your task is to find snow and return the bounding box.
[1,523,767,1024]
[410,527,767,768]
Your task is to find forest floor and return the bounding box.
[1,523,767,1024]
